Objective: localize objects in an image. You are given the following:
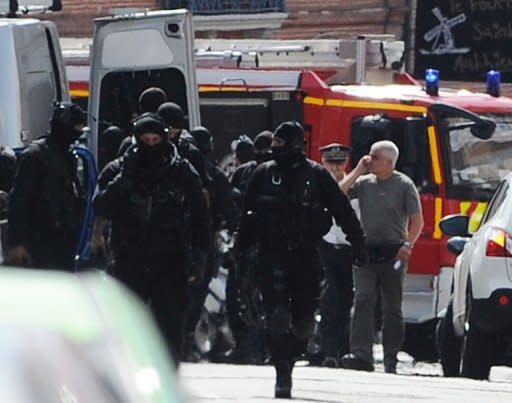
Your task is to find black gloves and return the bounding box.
[352,242,369,268]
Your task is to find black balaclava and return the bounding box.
[138,87,167,113]
[50,103,87,146]
[235,135,255,164]
[99,125,126,168]
[191,126,213,155]
[271,121,306,170]
[157,102,185,145]
[253,130,272,164]
[132,113,169,169]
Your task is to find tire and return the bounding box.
[461,321,495,380]
[436,302,462,376]
[460,286,496,380]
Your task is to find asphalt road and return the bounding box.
[180,351,512,402]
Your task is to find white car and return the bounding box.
[438,173,512,379]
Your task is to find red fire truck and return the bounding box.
[65,36,512,360]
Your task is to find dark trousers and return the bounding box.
[318,241,353,359]
[114,251,188,366]
[258,247,320,365]
[350,260,405,364]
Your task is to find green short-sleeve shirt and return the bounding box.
[349,171,421,245]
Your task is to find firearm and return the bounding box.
[231,240,263,328]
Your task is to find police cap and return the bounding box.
[319,143,351,162]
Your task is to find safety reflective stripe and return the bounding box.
[459,201,473,215]
[458,201,488,233]
[427,126,443,185]
[304,96,325,106]
[434,197,443,239]
[325,99,427,113]
[199,86,251,92]
[468,202,488,233]
[70,89,89,98]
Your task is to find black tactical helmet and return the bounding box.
[253,130,272,153]
[157,102,185,129]
[253,130,272,163]
[235,135,255,163]
[191,126,213,154]
[138,87,167,113]
[51,102,87,129]
[271,121,306,169]
[132,113,168,144]
[273,121,305,151]
[50,102,87,144]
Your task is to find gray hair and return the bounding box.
[370,140,399,166]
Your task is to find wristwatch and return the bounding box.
[402,241,413,249]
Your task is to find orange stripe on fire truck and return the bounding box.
[70,89,89,98]
[324,99,427,114]
[303,96,325,106]
[434,197,443,239]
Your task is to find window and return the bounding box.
[481,181,509,225]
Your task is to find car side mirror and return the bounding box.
[446,236,469,256]
[439,214,470,237]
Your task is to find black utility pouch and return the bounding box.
[367,244,402,264]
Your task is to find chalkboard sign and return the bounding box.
[414,0,512,82]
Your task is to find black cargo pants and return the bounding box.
[258,246,321,365]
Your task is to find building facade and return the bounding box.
[40,0,409,40]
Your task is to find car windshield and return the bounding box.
[446,114,512,193]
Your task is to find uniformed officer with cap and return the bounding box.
[317,143,360,367]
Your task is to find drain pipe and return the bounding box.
[356,35,367,84]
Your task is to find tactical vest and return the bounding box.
[31,140,84,239]
[112,159,189,254]
[256,161,331,250]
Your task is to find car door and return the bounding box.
[452,180,510,334]
[87,9,200,164]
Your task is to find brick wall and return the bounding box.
[38,0,408,39]
[275,0,408,39]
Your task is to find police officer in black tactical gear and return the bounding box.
[231,130,272,200]
[94,113,209,366]
[226,130,273,364]
[7,102,87,269]
[234,135,255,167]
[238,121,367,399]
[157,102,211,189]
[116,87,168,159]
[186,125,238,360]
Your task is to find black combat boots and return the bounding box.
[274,362,293,398]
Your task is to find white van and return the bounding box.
[87,9,200,161]
[0,17,69,148]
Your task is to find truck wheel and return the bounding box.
[403,319,439,362]
[461,321,495,380]
[436,302,462,376]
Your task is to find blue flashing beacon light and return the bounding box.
[425,68,440,96]
[487,70,501,97]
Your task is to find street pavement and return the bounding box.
[180,348,512,402]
